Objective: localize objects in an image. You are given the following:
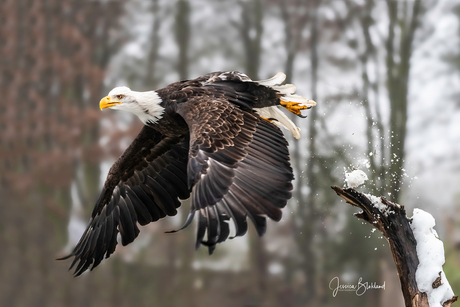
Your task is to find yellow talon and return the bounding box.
[260,116,274,123]
[280,100,309,115]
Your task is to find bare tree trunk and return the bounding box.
[145,0,161,88]
[175,0,190,80]
[280,0,303,295]
[302,1,320,303]
[236,0,268,302]
[239,0,263,80]
[280,0,309,84]
[386,0,422,202]
[358,0,378,183]
[280,0,323,304]
[173,2,194,305]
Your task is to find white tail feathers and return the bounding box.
[271,84,296,95]
[254,72,316,139]
[256,72,286,86]
[254,106,301,139]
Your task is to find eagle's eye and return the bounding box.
[116,94,124,100]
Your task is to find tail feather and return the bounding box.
[254,106,301,139]
[271,84,296,95]
[256,72,286,86]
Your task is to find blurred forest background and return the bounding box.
[1,0,460,306]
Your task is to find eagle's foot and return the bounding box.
[280,100,310,115]
[260,116,277,123]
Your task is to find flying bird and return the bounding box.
[60,71,316,276]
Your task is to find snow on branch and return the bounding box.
[331,186,457,307]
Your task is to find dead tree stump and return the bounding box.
[331,186,457,307]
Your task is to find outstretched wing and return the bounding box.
[60,126,190,276]
[176,96,294,254]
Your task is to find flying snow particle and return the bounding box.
[359,158,371,169]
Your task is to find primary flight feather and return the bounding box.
[59,71,316,276]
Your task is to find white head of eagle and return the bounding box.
[100,86,164,125]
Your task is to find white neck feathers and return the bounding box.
[131,90,164,125]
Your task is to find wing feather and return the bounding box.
[176,96,293,253]
[125,187,152,225]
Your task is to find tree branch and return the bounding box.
[331,186,458,307]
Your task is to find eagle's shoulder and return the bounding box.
[200,71,252,84]
[157,71,252,99]
[168,71,252,90]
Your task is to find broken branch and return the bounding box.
[331,186,457,307]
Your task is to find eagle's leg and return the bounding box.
[280,100,312,116]
[260,116,277,123]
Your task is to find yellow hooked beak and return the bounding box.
[99,96,122,110]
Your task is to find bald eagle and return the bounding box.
[60,71,316,276]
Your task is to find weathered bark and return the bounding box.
[332,186,458,307]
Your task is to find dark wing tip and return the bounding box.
[199,240,216,255]
[165,211,196,234]
[56,253,84,276]
[56,254,73,261]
